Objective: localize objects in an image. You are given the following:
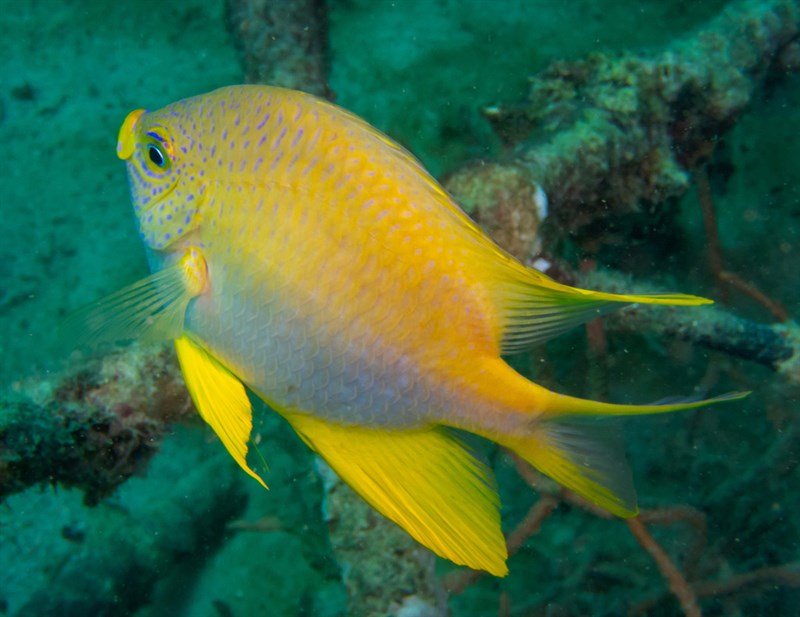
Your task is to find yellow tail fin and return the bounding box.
[501,390,749,517]
[488,262,713,354]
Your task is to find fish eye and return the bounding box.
[148,144,166,168]
[142,130,173,173]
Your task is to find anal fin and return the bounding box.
[284,412,508,576]
[175,336,267,489]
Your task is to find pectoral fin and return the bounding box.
[175,336,267,489]
[284,412,508,576]
[62,247,209,348]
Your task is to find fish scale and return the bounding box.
[71,84,747,576]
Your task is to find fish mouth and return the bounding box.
[117,109,146,160]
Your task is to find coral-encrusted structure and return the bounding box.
[226,0,331,98]
[316,460,447,617]
[447,0,799,248]
[1,344,193,504]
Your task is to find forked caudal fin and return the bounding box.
[487,258,715,354]
[480,260,751,516]
[499,390,749,518]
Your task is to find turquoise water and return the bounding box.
[1,1,798,615]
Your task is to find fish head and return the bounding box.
[116,105,204,251]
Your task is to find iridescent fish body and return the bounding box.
[74,86,745,576]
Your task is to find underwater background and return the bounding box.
[1,0,798,615]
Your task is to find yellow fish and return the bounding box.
[73,85,745,576]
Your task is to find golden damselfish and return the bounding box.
[73,86,745,576]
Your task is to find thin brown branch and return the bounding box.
[637,506,708,576]
[499,591,510,617]
[627,517,701,617]
[695,166,790,322]
[719,269,791,322]
[506,496,559,557]
[693,562,800,598]
[694,167,726,300]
